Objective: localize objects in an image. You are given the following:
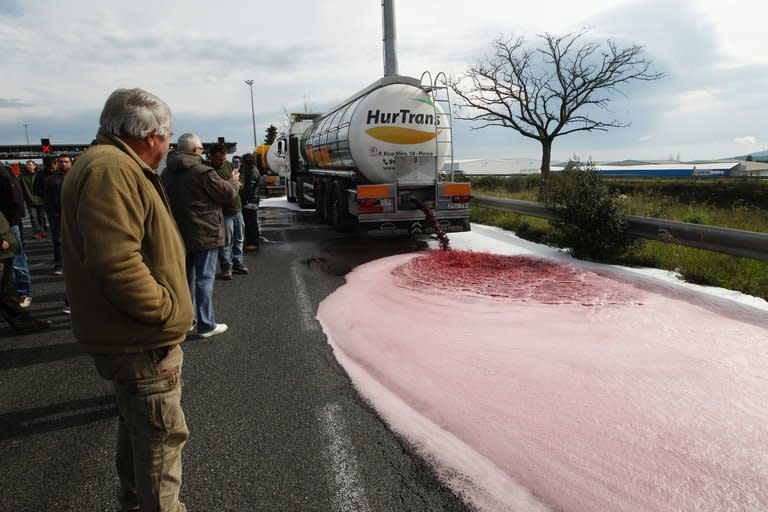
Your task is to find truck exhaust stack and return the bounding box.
[382,0,398,77]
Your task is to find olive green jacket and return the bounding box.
[0,210,19,260]
[19,170,44,206]
[61,133,194,354]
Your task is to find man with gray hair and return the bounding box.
[162,132,239,339]
[62,88,194,512]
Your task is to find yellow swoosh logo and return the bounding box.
[365,127,437,144]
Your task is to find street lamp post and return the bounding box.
[22,123,30,145]
[244,80,257,150]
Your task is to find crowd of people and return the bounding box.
[0,87,271,510]
[1,119,262,338]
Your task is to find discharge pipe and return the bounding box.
[382,0,398,76]
[406,194,451,251]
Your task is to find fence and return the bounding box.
[473,196,768,263]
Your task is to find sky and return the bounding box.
[1,0,766,163]
[314,218,768,511]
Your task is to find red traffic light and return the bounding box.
[41,138,51,153]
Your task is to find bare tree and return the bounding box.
[451,30,663,174]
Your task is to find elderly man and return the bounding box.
[162,133,239,338]
[62,88,194,512]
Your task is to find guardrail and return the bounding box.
[473,195,768,263]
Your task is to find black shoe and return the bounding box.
[13,318,53,333]
[220,269,233,280]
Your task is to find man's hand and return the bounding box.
[0,239,9,251]
[232,170,242,187]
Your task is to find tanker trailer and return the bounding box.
[285,74,471,236]
[255,141,288,197]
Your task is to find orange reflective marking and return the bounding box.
[357,185,390,198]
[443,183,471,195]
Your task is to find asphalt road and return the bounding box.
[0,206,470,512]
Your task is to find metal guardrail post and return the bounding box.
[473,195,768,263]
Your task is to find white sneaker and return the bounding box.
[198,323,228,338]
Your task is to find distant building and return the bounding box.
[444,158,768,178]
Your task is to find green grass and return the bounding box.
[470,178,768,301]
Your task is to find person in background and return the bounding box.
[162,133,239,338]
[32,155,57,206]
[209,144,248,279]
[0,163,34,308]
[240,153,261,251]
[43,154,71,276]
[62,88,194,512]
[0,210,51,332]
[232,155,241,171]
[19,160,47,238]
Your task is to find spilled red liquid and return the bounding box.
[392,250,639,306]
[319,249,768,512]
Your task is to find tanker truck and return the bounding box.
[255,141,287,197]
[283,73,471,236]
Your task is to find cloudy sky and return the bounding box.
[1,0,765,163]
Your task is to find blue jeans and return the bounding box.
[11,225,31,297]
[186,248,218,333]
[50,213,63,271]
[218,212,244,271]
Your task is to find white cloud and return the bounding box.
[0,0,766,160]
[734,136,757,145]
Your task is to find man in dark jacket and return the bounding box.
[62,88,194,512]
[240,153,261,250]
[19,160,47,237]
[162,133,240,338]
[0,210,51,332]
[0,164,33,307]
[32,155,57,201]
[43,154,71,275]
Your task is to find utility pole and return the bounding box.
[244,80,257,150]
[22,123,30,145]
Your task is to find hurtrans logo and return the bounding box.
[365,99,440,144]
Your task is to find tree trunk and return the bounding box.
[539,139,552,176]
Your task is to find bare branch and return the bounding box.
[451,29,664,173]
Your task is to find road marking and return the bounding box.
[290,261,318,332]
[318,403,371,512]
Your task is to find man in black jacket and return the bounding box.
[0,164,33,307]
[0,210,51,332]
[43,154,71,275]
